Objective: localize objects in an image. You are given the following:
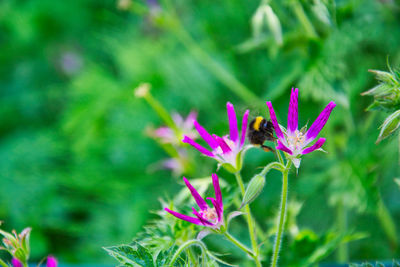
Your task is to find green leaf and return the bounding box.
[240,174,265,208]
[156,246,179,267]
[104,242,154,267]
[0,259,8,267]
[376,110,400,143]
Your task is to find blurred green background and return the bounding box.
[0,0,399,264]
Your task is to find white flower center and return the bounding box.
[200,208,218,222]
[287,130,306,152]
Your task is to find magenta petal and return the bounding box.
[183,177,209,210]
[12,258,23,267]
[240,109,249,147]
[266,101,284,139]
[305,102,336,141]
[182,136,214,157]
[276,140,293,155]
[194,120,219,149]
[226,102,239,142]
[287,88,298,133]
[207,197,222,221]
[46,256,58,267]
[211,173,222,208]
[301,138,326,154]
[165,208,202,225]
[192,208,213,226]
[213,134,232,154]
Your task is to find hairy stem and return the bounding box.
[223,232,255,258]
[234,172,262,267]
[169,240,206,267]
[271,161,291,267]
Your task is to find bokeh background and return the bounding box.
[0,0,399,265]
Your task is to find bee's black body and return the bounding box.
[248,116,275,152]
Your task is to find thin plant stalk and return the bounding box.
[234,172,262,267]
[336,201,348,262]
[223,232,255,258]
[271,161,291,267]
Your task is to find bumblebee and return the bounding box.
[248,116,275,152]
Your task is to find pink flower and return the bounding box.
[46,256,58,267]
[266,88,336,168]
[165,174,223,229]
[11,258,23,267]
[152,111,198,144]
[182,102,249,172]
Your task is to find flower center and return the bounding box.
[200,208,218,222]
[287,130,306,151]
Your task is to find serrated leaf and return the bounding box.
[376,110,400,143]
[104,242,154,267]
[240,174,265,208]
[156,246,178,266]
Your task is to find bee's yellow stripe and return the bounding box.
[254,116,263,131]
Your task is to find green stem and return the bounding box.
[169,240,206,267]
[234,172,262,267]
[223,232,255,258]
[336,201,348,263]
[187,248,198,266]
[291,1,318,38]
[143,92,179,134]
[159,5,262,108]
[271,161,291,267]
[377,198,398,249]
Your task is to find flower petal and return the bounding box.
[240,109,249,147]
[182,136,214,157]
[194,120,219,149]
[192,208,213,226]
[213,134,232,154]
[276,140,293,155]
[227,102,239,142]
[46,256,58,267]
[305,102,336,141]
[287,88,298,133]
[165,208,203,225]
[183,111,197,129]
[183,177,209,210]
[207,197,222,221]
[12,258,23,267]
[211,173,222,208]
[301,138,326,154]
[266,101,284,139]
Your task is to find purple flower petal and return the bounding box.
[183,177,209,210]
[240,109,249,147]
[266,101,284,139]
[276,140,293,155]
[305,102,336,141]
[12,258,23,267]
[182,136,214,157]
[207,197,222,221]
[46,256,58,267]
[226,102,239,142]
[165,208,203,225]
[213,134,232,154]
[194,120,219,149]
[183,111,197,129]
[211,173,222,208]
[301,138,326,154]
[192,208,213,226]
[287,88,298,133]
